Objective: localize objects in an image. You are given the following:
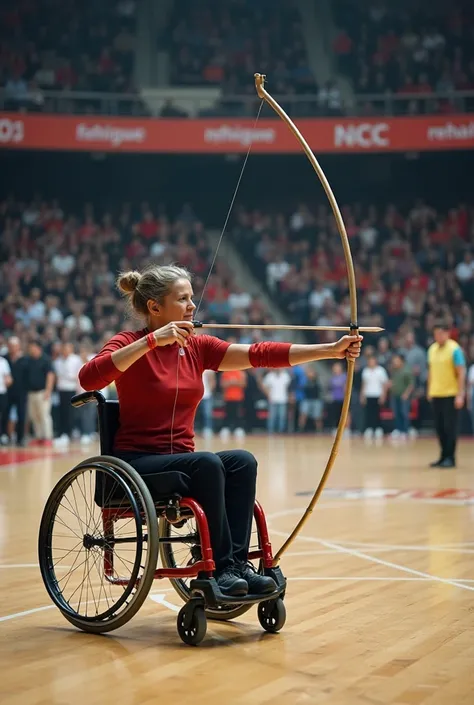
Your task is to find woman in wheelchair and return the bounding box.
[79,265,362,598]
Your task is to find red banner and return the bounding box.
[0,112,473,153]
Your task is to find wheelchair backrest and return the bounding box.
[98,400,120,455]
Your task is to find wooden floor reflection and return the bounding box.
[1,435,474,705]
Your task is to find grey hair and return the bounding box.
[117,264,192,318]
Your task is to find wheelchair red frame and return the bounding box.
[102,498,274,585]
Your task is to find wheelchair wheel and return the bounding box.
[159,514,255,621]
[257,598,286,633]
[38,456,159,634]
[177,603,207,646]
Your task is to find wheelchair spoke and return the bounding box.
[52,511,84,542]
[39,460,159,626]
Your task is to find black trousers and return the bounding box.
[0,394,7,437]
[365,397,381,430]
[225,401,242,431]
[2,393,27,443]
[115,449,257,572]
[432,397,458,461]
[58,391,75,437]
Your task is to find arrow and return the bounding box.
[193,322,383,333]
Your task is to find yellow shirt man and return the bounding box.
[427,338,465,398]
[427,324,466,468]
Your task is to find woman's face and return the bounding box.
[155,278,196,325]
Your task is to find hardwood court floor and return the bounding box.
[1,435,474,705]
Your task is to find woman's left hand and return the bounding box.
[332,335,363,360]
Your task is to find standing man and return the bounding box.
[219,368,247,440]
[389,353,414,441]
[199,369,216,438]
[0,353,12,444]
[427,322,466,468]
[26,340,55,447]
[53,342,82,447]
[2,337,29,446]
[262,368,292,434]
[361,355,389,441]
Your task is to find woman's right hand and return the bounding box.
[153,321,195,348]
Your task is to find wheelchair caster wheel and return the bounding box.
[177,604,207,646]
[257,598,286,634]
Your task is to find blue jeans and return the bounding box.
[268,402,287,433]
[471,390,474,434]
[198,397,213,432]
[391,396,410,433]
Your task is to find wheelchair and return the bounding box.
[38,391,287,645]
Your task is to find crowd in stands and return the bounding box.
[0,0,144,115]
[333,0,474,114]
[4,0,474,121]
[0,194,473,446]
[164,0,316,108]
[229,199,474,434]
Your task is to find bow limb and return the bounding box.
[253,74,359,565]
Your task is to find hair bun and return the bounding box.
[117,270,141,294]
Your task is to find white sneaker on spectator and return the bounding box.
[53,435,69,449]
[202,428,213,440]
[234,427,246,440]
[363,428,373,442]
[374,428,384,440]
[80,435,92,445]
[408,427,418,440]
[219,427,230,442]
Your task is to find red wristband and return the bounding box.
[146,332,157,350]
[248,341,291,368]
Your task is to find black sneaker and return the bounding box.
[215,567,248,597]
[439,458,455,468]
[429,459,443,467]
[238,562,277,595]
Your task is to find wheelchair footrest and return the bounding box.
[189,566,287,608]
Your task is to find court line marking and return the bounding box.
[317,539,474,592]
[330,544,474,555]
[0,588,175,624]
[292,576,446,582]
[0,605,56,623]
[287,546,474,555]
[271,529,474,592]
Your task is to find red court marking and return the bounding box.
[0,450,44,466]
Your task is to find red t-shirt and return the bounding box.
[79,330,230,455]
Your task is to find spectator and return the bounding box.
[289,365,307,432]
[198,368,216,438]
[76,343,96,445]
[2,337,29,446]
[53,342,82,447]
[361,355,389,441]
[0,353,12,444]
[389,353,414,441]
[220,366,246,441]
[26,340,55,446]
[262,369,292,434]
[298,365,323,434]
[427,321,466,468]
[328,362,347,434]
[468,360,474,433]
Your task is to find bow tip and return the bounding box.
[254,73,266,97]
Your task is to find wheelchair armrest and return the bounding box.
[71,391,106,408]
